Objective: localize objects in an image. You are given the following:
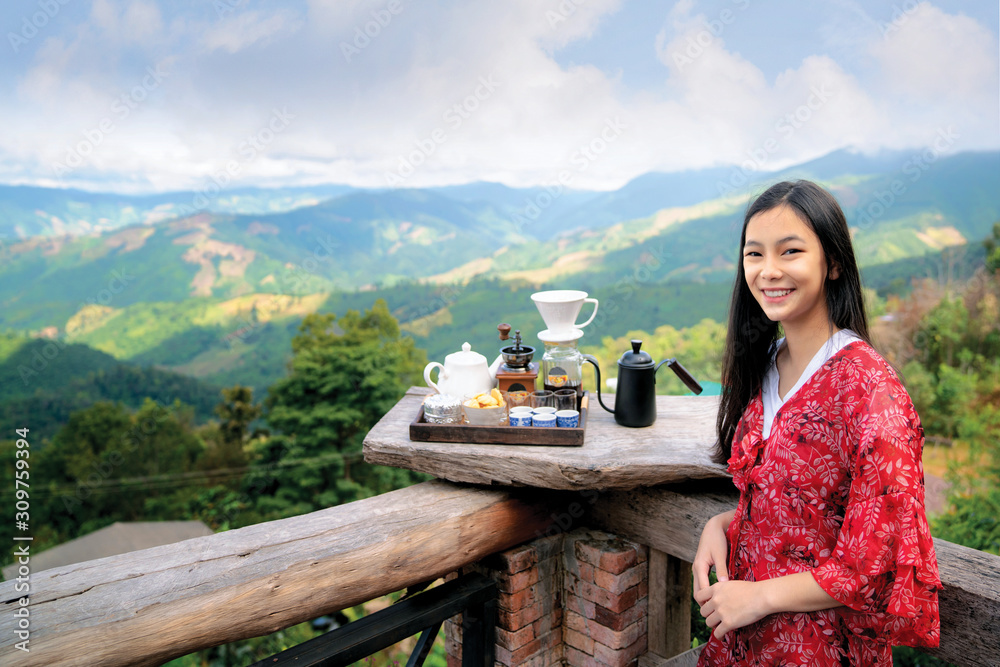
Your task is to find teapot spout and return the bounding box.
[583,355,615,414]
[488,354,503,385]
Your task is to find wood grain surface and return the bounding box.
[0,481,560,667]
[364,387,730,490]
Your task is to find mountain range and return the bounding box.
[3,148,998,396]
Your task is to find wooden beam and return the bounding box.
[589,482,738,563]
[930,538,1000,667]
[0,481,560,667]
[647,549,692,660]
[590,484,1000,667]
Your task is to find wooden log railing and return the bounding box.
[2,479,998,667]
[589,481,1000,667]
[0,481,561,667]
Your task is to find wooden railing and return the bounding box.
[1,479,998,667]
[0,481,559,667]
[589,481,1000,667]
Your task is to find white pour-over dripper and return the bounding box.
[531,290,598,337]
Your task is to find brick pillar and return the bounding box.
[445,529,648,667]
[445,534,564,667]
[563,530,648,667]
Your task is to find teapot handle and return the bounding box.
[423,362,445,393]
[654,358,703,395]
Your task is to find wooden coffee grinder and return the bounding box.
[495,323,538,394]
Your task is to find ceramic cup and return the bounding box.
[532,406,557,415]
[531,290,599,336]
[532,413,556,428]
[556,409,580,428]
[509,412,533,427]
[509,406,534,415]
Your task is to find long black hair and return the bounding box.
[713,180,872,464]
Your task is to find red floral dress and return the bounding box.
[698,341,941,666]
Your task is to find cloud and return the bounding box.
[0,0,995,193]
[203,10,304,54]
[637,2,886,176]
[92,0,164,44]
[872,3,995,93]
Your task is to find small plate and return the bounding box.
[537,328,584,343]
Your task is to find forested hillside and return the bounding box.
[0,335,220,440]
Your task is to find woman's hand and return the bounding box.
[692,510,734,597]
[694,571,842,639]
[694,580,769,639]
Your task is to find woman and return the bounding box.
[693,180,941,666]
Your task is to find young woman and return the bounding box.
[693,181,941,666]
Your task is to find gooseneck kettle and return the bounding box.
[584,339,703,428]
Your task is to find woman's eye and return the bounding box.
[744,251,761,258]
[783,248,802,255]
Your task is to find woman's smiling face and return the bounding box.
[743,205,838,330]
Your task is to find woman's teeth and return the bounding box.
[764,289,793,297]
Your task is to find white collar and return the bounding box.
[761,329,862,439]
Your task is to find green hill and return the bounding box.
[0,149,995,399]
[0,335,221,440]
[0,183,355,238]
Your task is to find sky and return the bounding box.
[0,0,996,194]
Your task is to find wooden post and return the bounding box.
[647,549,692,659]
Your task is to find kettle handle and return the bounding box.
[654,358,703,395]
[582,355,615,414]
[423,362,445,393]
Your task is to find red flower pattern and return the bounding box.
[698,342,941,666]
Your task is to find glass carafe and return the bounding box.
[540,340,584,397]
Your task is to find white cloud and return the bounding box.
[203,10,304,54]
[122,1,163,42]
[91,0,163,44]
[0,0,996,193]
[871,2,996,99]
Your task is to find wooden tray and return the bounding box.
[409,393,589,447]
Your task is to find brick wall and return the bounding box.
[444,529,648,667]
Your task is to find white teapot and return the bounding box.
[424,342,500,397]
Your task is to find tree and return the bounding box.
[198,385,259,472]
[258,300,427,513]
[18,399,205,551]
[984,222,1000,274]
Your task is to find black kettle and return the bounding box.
[584,339,703,428]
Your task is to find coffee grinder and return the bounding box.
[495,324,537,394]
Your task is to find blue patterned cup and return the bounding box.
[532,413,556,428]
[509,412,533,427]
[532,406,557,415]
[556,410,579,428]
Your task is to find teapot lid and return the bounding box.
[619,339,654,368]
[446,342,487,367]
